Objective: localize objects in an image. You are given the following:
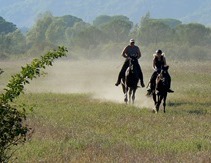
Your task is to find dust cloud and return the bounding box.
[26,60,154,109]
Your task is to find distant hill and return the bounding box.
[0,0,211,28]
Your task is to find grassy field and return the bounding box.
[0,60,211,162]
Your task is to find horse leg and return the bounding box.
[156,101,159,112]
[121,84,128,103]
[132,88,136,104]
[124,93,128,104]
[152,92,157,105]
[129,88,132,104]
[156,95,163,112]
[163,93,167,113]
[151,92,157,113]
[124,86,128,104]
[128,88,132,104]
[129,89,133,104]
[121,83,126,94]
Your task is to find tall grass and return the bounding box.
[1,60,210,162]
[11,92,211,163]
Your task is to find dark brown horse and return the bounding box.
[121,57,139,104]
[152,66,170,113]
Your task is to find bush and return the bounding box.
[0,46,67,162]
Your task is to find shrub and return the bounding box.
[0,46,67,162]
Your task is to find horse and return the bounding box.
[121,57,139,104]
[152,66,170,113]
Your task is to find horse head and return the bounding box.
[128,57,138,74]
[161,65,169,72]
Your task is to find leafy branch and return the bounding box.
[0,46,67,162]
[0,46,67,104]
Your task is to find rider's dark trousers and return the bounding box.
[149,71,171,89]
[116,59,144,84]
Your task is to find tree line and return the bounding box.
[0,12,211,60]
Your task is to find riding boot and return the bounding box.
[137,64,145,87]
[139,72,145,87]
[166,72,174,92]
[167,89,174,93]
[115,60,129,86]
[147,77,157,96]
[115,69,125,86]
[115,74,121,86]
[140,80,145,87]
[146,82,154,96]
[146,87,152,96]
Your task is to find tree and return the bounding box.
[0,16,17,34]
[26,12,53,47]
[5,30,26,55]
[139,17,174,45]
[0,30,26,59]
[112,15,132,22]
[46,15,83,44]
[72,26,106,48]
[175,23,211,46]
[93,15,111,27]
[65,21,92,45]
[101,18,133,42]
[156,18,182,29]
[45,19,66,44]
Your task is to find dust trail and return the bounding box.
[26,60,154,109]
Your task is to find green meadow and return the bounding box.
[0,60,210,162]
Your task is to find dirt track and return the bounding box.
[26,60,154,109]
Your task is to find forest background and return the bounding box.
[0,0,211,61]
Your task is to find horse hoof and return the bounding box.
[152,109,157,114]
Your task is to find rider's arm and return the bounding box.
[152,57,156,70]
[137,47,141,59]
[121,46,128,58]
[163,56,167,65]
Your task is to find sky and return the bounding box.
[0,0,210,27]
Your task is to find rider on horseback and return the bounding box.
[115,39,145,87]
[147,49,174,95]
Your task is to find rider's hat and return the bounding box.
[156,49,162,54]
[130,39,135,43]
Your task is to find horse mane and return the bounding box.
[162,65,169,71]
[156,74,162,84]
